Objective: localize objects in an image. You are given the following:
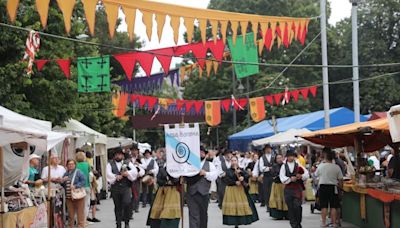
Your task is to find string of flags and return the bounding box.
[6,0,311,49]
[112,86,318,126]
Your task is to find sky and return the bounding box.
[117,0,352,74]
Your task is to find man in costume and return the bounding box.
[213,149,232,208]
[106,149,138,228]
[187,146,219,228]
[253,144,274,209]
[279,149,309,228]
[140,150,159,207]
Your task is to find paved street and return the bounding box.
[96,198,358,228]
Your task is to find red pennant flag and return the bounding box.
[193,101,204,113]
[273,93,284,105]
[309,86,318,97]
[185,100,195,113]
[297,23,303,41]
[176,99,185,111]
[152,47,173,74]
[55,59,71,79]
[300,88,309,100]
[265,95,274,106]
[114,53,138,80]
[283,22,289,48]
[190,42,208,69]
[264,27,273,51]
[173,44,192,56]
[130,94,139,104]
[147,96,158,111]
[35,60,48,71]
[291,90,300,102]
[207,40,225,63]
[276,25,282,40]
[138,95,147,108]
[136,52,155,76]
[221,99,231,112]
[234,98,248,110]
[300,23,308,45]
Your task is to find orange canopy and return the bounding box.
[301,118,391,152]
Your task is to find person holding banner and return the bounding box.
[186,146,219,228]
[140,149,159,208]
[147,164,181,228]
[221,155,259,228]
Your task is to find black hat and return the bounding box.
[144,149,152,155]
[263,144,272,150]
[286,148,296,157]
[223,149,232,155]
[200,146,208,154]
[115,148,124,154]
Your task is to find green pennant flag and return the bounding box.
[77,56,110,92]
[227,33,260,79]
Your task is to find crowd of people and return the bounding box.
[24,142,400,228]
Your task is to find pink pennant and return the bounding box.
[264,27,273,51]
[233,98,248,110]
[152,47,173,74]
[185,100,195,113]
[130,94,139,104]
[193,101,204,113]
[55,59,71,79]
[176,99,185,111]
[173,44,192,56]
[147,96,158,111]
[138,95,148,108]
[189,42,208,69]
[265,95,274,106]
[113,53,138,80]
[35,59,48,71]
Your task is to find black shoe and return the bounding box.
[142,204,146,208]
[260,204,265,207]
[125,222,130,228]
[92,218,101,222]
[116,223,122,228]
[135,209,139,213]
[87,218,93,222]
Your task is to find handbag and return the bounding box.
[71,170,87,200]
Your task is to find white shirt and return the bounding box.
[213,156,231,176]
[279,161,309,185]
[140,157,159,176]
[240,157,252,169]
[41,165,66,180]
[368,156,381,175]
[106,160,138,185]
[201,159,219,182]
[130,157,145,178]
[252,153,273,177]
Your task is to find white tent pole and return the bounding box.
[0,146,4,214]
[93,143,96,170]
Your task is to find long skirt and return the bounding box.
[222,185,259,225]
[147,186,181,228]
[269,182,288,219]
[249,179,259,195]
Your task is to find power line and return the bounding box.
[3,22,400,69]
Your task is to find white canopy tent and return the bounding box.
[252,128,318,146]
[107,137,135,150]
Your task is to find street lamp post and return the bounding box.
[350,0,361,122]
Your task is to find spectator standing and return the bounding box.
[76,150,91,223]
[41,152,66,188]
[316,149,343,227]
[87,167,101,223]
[388,145,400,180]
[24,154,43,188]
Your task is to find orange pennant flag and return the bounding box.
[205,60,213,77]
[103,2,119,38]
[36,0,50,28]
[205,100,221,126]
[113,92,129,118]
[6,0,19,23]
[82,0,98,35]
[249,97,266,122]
[56,0,76,34]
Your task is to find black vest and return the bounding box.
[145,159,155,175]
[187,161,211,196]
[110,160,132,188]
[285,162,299,177]
[219,155,228,172]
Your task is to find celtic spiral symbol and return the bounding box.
[173,142,191,164]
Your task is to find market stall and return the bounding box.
[54,119,108,191]
[0,106,70,228]
[302,117,400,228]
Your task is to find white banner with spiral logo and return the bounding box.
[164,123,201,178]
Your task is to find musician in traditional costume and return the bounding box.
[106,149,138,228]
[186,146,219,228]
[269,154,288,220]
[140,149,159,208]
[129,147,145,217]
[147,165,181,228]
[279,150,309,228]
[213,149,232,208]
[246,153,259,202]
[253,144,275,209]
[222,156,259,228]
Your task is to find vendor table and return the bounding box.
[342,184,400,228]
[0,202,47,227]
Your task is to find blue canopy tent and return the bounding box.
[228,107,368,152]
